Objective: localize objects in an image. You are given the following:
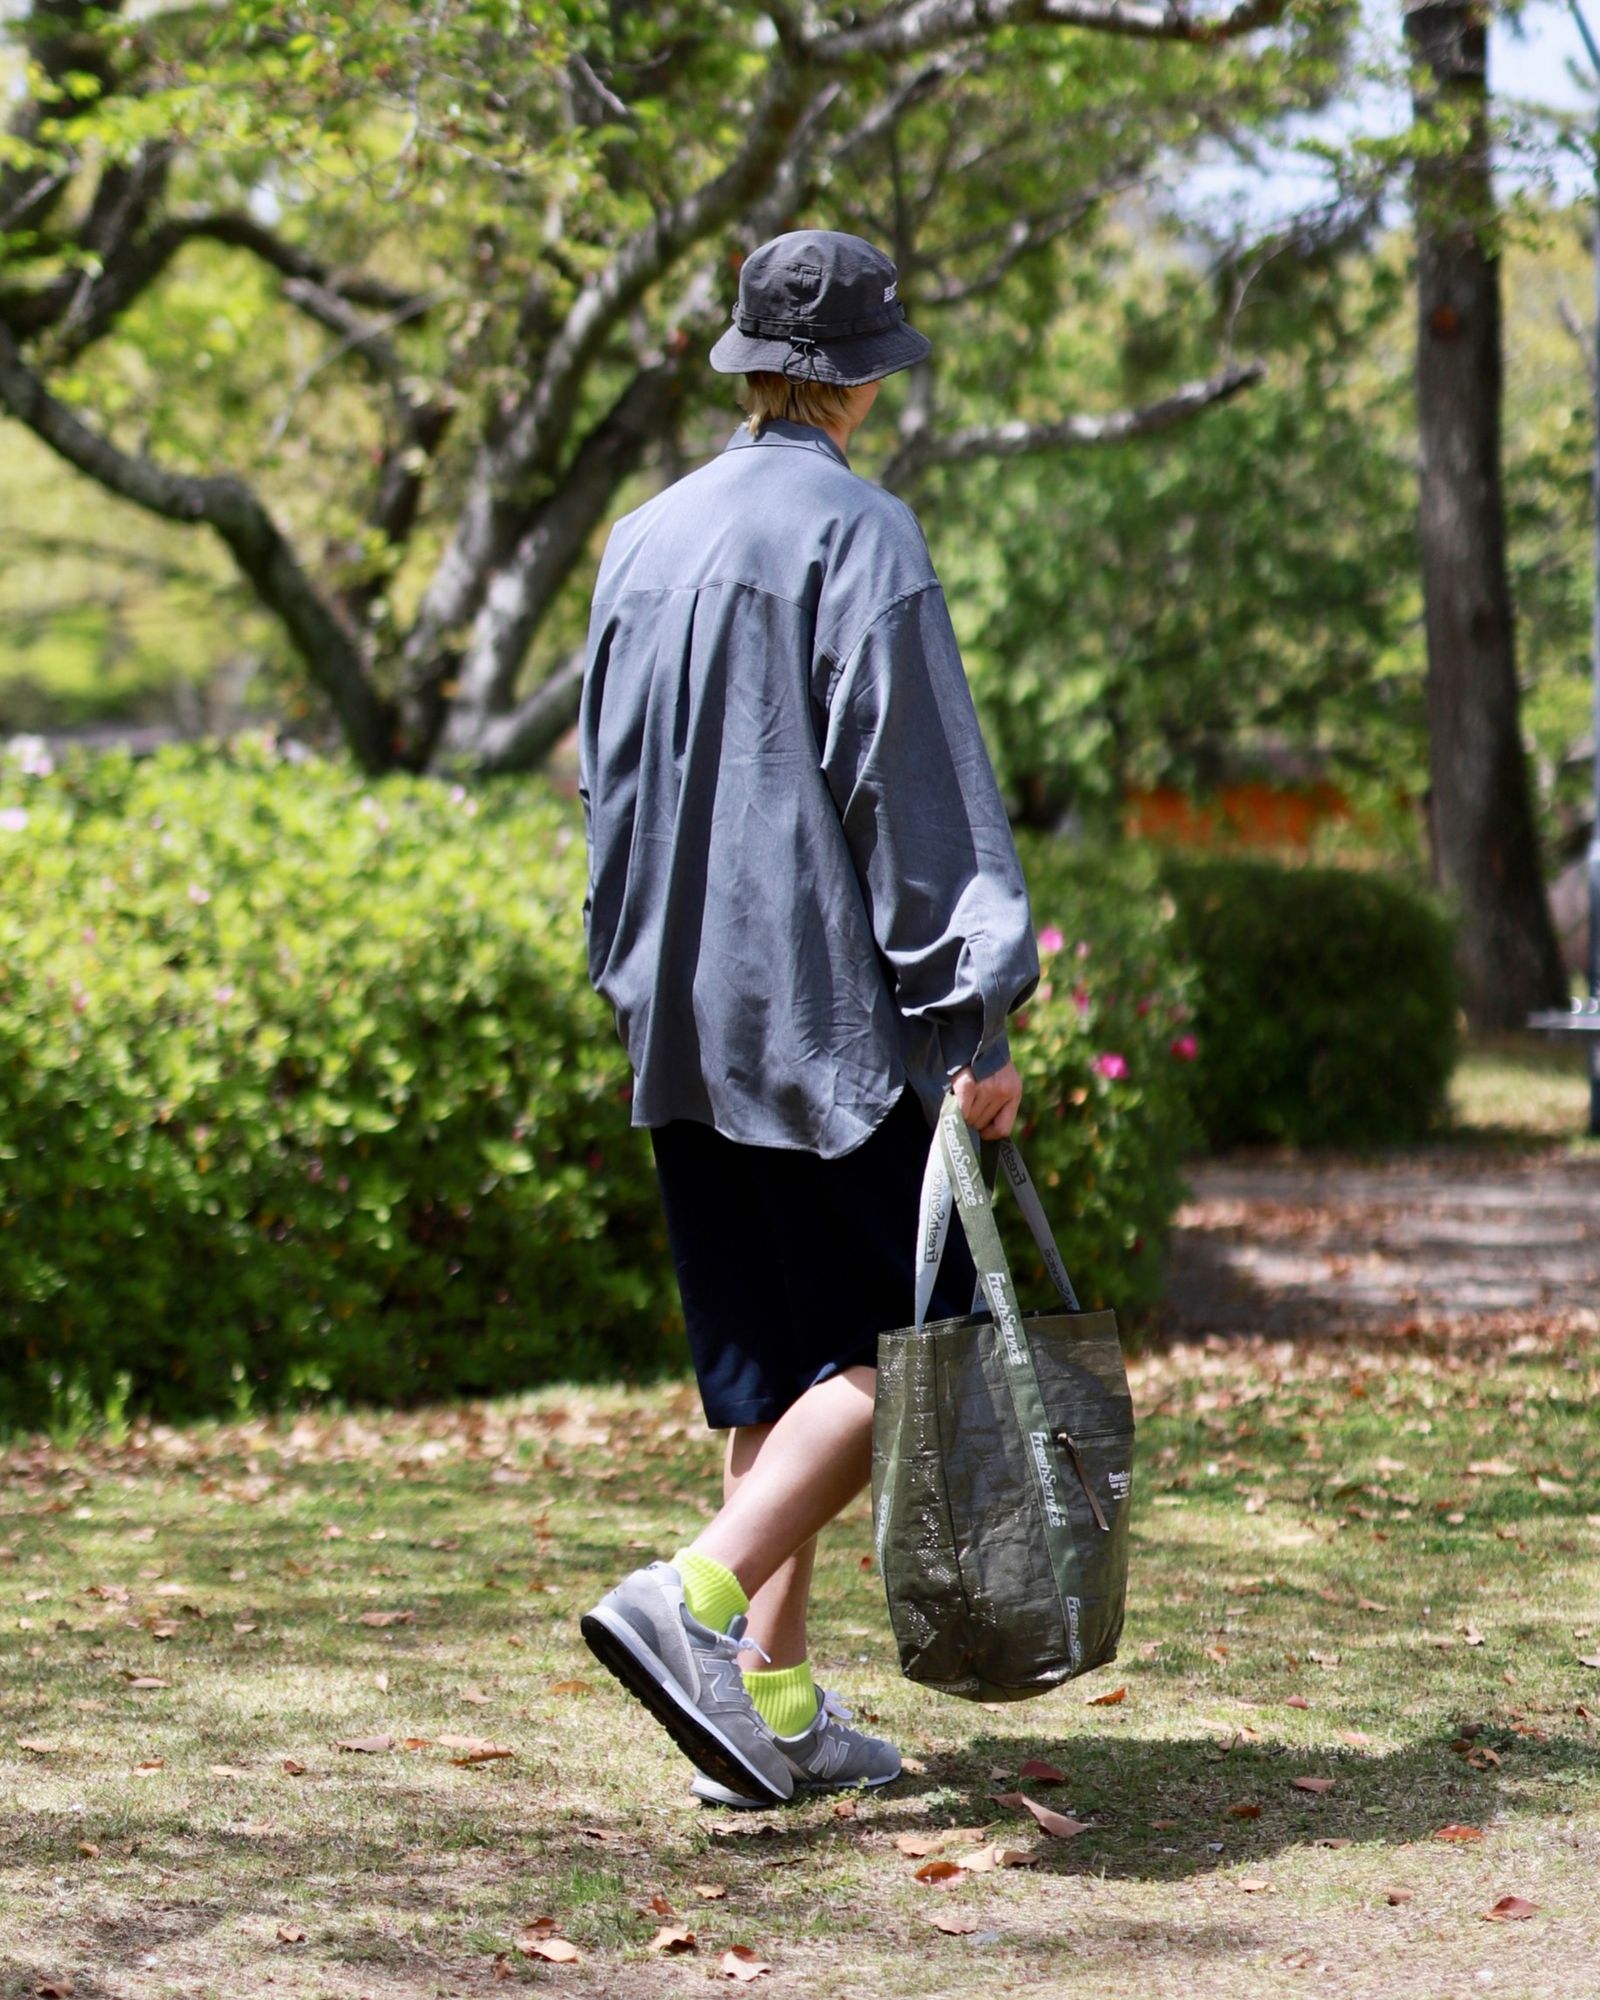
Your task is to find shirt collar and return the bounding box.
[724,418,850,468]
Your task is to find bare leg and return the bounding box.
[688,1365,873,1610]
[723,1422,816,1669]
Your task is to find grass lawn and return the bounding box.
[4,1039,1598,1999]
[1448,1033,1595,1146]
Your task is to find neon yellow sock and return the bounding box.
[672,1548,748,1634]
[743,1660,819,1739]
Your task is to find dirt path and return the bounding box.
[1159,1143,1600,1343]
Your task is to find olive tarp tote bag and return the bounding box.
[871,1091,1135,1702]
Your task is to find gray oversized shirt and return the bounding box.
[578,417,1038,1159]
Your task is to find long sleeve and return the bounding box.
[820,580,1038,1092]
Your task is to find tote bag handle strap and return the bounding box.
[913,1090,1090,1660]
[913,1090,1082,1331]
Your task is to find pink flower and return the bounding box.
[1075,941,1091,960]
[1037,925,1065,954]
[1136,995,1153,1018]
[1170,1033,1198,1062]
[1073,984,1091,1015]
[1092,1052,1129,1080]
[0,807,29,833]
[1036,981,1054,1004]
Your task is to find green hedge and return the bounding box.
[1159,854,1460,1149]
[0,741,1197,1429]
[0,738,670,1429]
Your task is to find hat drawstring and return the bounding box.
[782,333,822,382]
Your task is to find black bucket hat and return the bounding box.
[709,229,931,387]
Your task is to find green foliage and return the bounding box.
[1006,836,1201,1320]
[1160,855,1461,1150]
[0,745,1198,1427]
[1,0,1354,749]
[927,242,1424,830]
[0,736,670,1430]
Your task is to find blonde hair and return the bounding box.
[739,371,858,437]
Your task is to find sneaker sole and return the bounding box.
[580,1604,792,1806]
[691,1765,902,1810]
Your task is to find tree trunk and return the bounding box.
[1405,0,1567,1027]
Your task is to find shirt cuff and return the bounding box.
[948,1033,1011,1085]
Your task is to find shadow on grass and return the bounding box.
[558,1728,1600,1883]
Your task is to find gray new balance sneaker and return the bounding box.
[690,1689,901,1809]
[580,1562,795,1806]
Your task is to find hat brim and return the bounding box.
[708,319,931,385]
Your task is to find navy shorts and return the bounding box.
[648,1086,979,1429]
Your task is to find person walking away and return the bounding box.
[577,230,1038,1808]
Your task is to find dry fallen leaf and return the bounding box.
[75,1841,100,1859]
[1238,1878,1271,1894]
[648,1925,697,1955]
[1434,1824,1484,1843]
[913,1859,966,1886]
[1291,1776,1335,1794]
[1226,1803,1263,1820]
[1086,1686,1126,1707]
[334,1734,395,1755]
[692,1884,728,1900]
[459,1685,493,1706]
[130,1760,164,1776]
[277,1924,306,1944]
[1285,1696,1311,1711]
[548,1678,593,1696]
[955,1843,1036,1871]
[1204,1645,1229,1665]
[1482,1896,1539,1922]
[36,1980,74,1998]
[208,1764,251,1779]
[930,1912,979,1934]
[1385,1887,1414,1906]
[1150,1818,1181,1830]
[1579,1654,1600,1671]
[719,1946,771,1981]
[522,1937,581,1964]
[357,1609,414,1628]
[516,1918,558,1942]
[645,1894,675,1918]
[125,1677,168,1691]
[15,1738,59,1755]
[439,1733,514,1764]
[281,1758,307,1776]
[833,1797,857,1819]
[1015,1796,1093,1839]
[1018,1758,1067,1784]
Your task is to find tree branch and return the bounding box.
[919,169,1148,305]
[797,0,1290,63]
[468,649,588,774]
[396,56,814,723]
[879,360,1266,488]
[0,320,394,770]
[438,359,685,758]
